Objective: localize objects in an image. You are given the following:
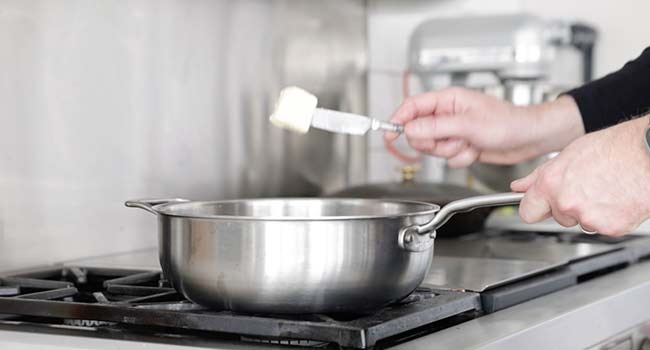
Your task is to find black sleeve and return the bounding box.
[565,47,650,133]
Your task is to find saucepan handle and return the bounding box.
[125,198,190,215]
[398,192,524,252]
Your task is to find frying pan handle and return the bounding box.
[398,192,524,252]
[125,198,190,215]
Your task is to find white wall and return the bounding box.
[0,1,233,270]
[367,0,650,183]
[0,0,367,270]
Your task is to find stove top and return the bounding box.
[2,230,650,349]
[0,267,480,349]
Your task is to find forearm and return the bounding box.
[512,46,650,158]
[513,95,585,157]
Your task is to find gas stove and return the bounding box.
[2,229,650,349]
[0,266,480,349]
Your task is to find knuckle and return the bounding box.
[552,212,577,227]
[556,197,579,216]
[536,173,556,192]
[401,97,418,117]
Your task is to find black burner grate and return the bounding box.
[0,267,481,349]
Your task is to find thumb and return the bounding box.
[404,115,471,140]
[511,167,541,192]
[383,130,400,143]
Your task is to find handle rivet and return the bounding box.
[404,234,413,243]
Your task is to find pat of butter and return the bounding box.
[269,86,318,134]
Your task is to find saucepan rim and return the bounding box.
[146,197,441,221]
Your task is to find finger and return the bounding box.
[431,138,467,158]
[383,137,422,163]
[408,138,467,159]
[384,130,400,143]
[408,138,464,157]
[447,147,479,168]
[389,92,443,126]
[480,152,529,165]
[518,185,552,223]
[408,139,436,154]
[404,115,471,141]
[551,208,579,227]
[511,166,542,192]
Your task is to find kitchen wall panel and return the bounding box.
[0,0,367,268]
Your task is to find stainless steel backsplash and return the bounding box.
[0,0,367,267]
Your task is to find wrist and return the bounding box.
[527,95,585,154]
[620,115,650,155]
[618,116,650,215]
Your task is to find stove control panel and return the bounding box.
[587,321,650,350]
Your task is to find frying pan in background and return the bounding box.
[327,167,497,237]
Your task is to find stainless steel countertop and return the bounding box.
[394,258,650,350]
[427,237,619,291]
[423,256,550,291]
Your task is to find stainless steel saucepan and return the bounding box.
[126,192,523,313]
